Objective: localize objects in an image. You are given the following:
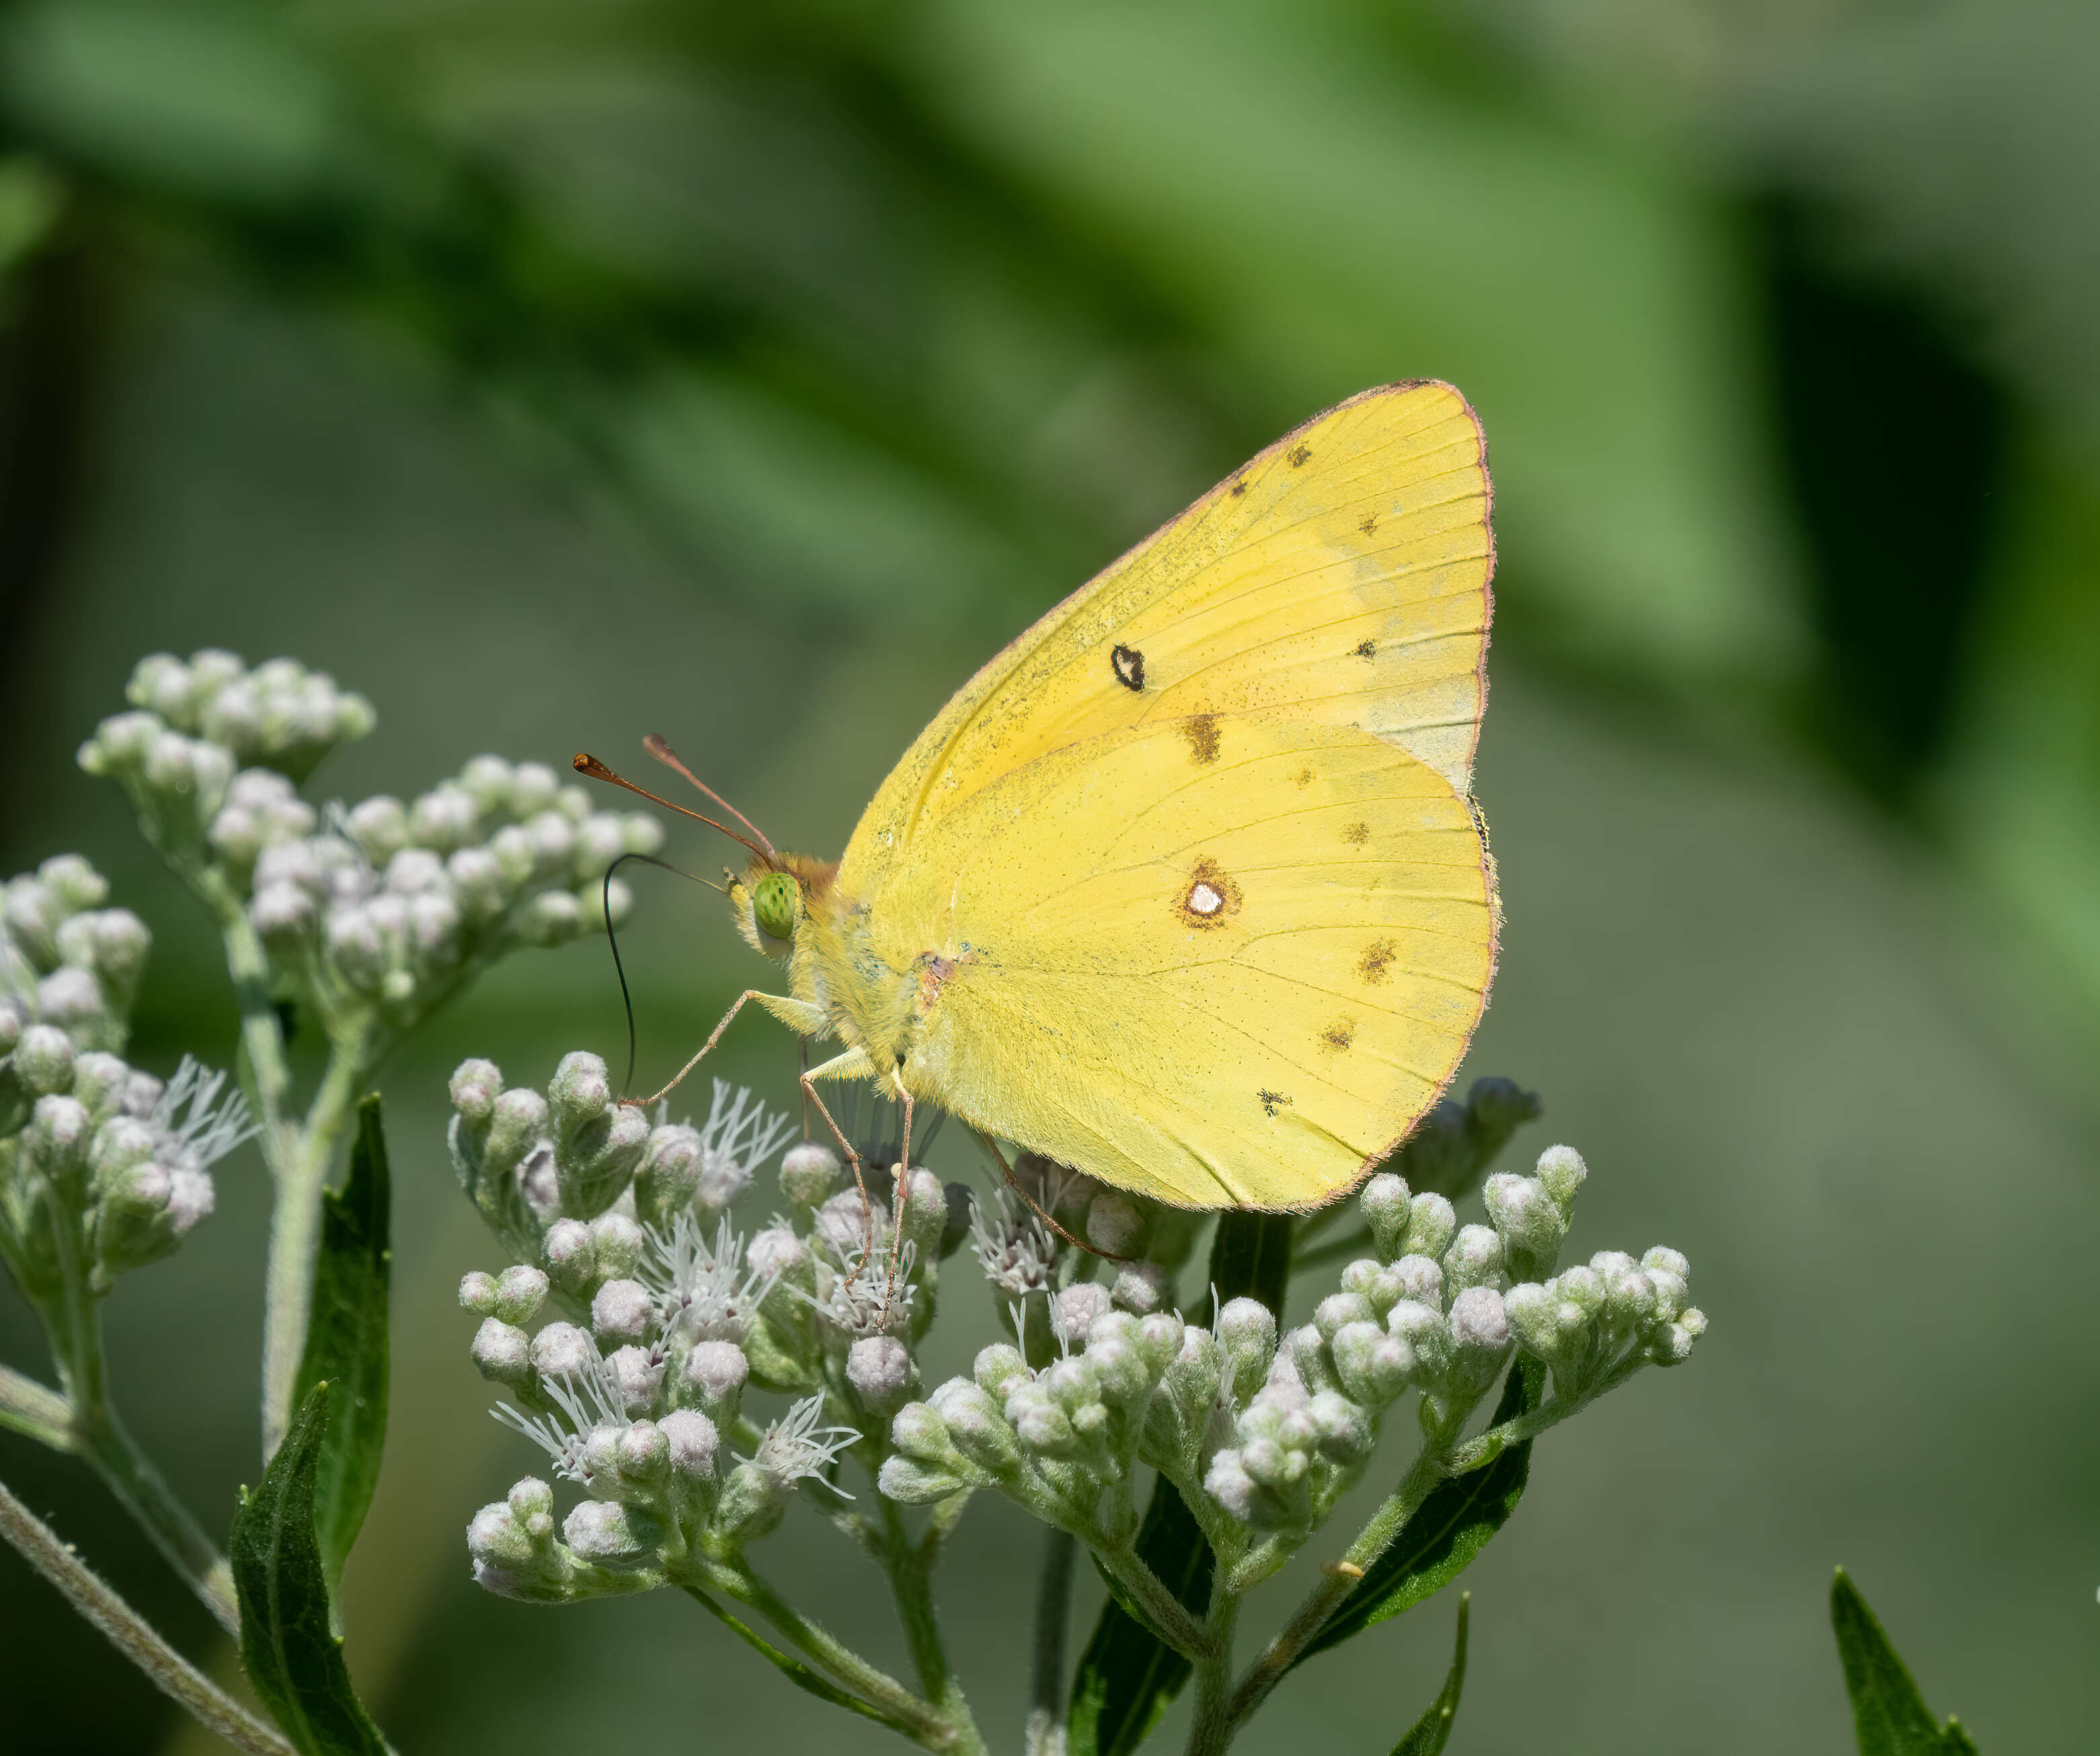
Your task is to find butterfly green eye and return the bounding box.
[752,872,799,942]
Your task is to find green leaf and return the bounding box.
[1068,1479,1214,1756]
[1831,1569,1981,1754]
[1388,1594,1469,1756]
[1293,1363,1538,1667]
[231,1384,390,1756]
[680,1588,916,1736]
[292,1094,391,1609]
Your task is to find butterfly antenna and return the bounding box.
[644,734,777,858]
[599,851,724,1097]
[573,754,774,865]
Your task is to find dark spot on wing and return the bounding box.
[1111,644,1146,692]
[1359,938,1398,984]
[1321,1018,1355,1052]
[1343,821,1370,846]
[1359,512,1378,536]
[1294,768,1315,789]
[1354,638,1376,658]
[1183,714,1220,765]
[1176,857,1242,930]
[1257,1089,1291,1117]
[1230,477,1248,498]
[1287,444,1312,467]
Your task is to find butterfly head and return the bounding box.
[728,853,837,962]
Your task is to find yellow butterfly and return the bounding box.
[580,381,1497,1219]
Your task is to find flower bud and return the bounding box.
[897,1168,948,1257]
[543,1218,595,1295]
[1405,1192,1457,1262]
[1217,1298,1277,1407]
[1054,1283,1112,1349]
[472,1320,532,1385]
[634,1124,704,1221]
[1360,1172,1411,1260]
[604,1346,665,1417]
[1332,1321,1413,1405]
[780,1141,843,1208]
[13,1024,75,1096]
[1447,1286,1511,1384]
[1112,1260,1172,1315]
[890,1400,956,1465]
[931,1379,1022,1474]
[713,1462,789,1543]
[494,1264,549,1325]
[1535,1144,1587,1208]
[973,1344,1030,1400]
[661,1408,720,1485]
[617,1420,669,1485]
[469,1502,535,1570]
[1485,1173,1565,1257]
[1085,1192,1146,1256]
[682,1340,749,1424]
[591,1278,656,1346]
[549,1051,612,1142]
[449,1059,503,1127]
[878,1456,967,1503]
[252,883,316,943]
[29,1094,92,1177]
[519,889,583,946]
[1442,1224,1504,1293]
[847,1336,917,1415]
[589,1212,646,1279]
[562,1499,661,1569]
[529,1322,597,1379]
[1308,1389,1373,1461]
[559,1105,650,1220]
[459,1270,500,1315]
[447,847,507,921]
[1315,1292,1375,1343]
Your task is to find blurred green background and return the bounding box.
[2,0,2097,1751]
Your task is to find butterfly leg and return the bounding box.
[800,1048,878,1260]
[885,1075,915,1316]
[970,1130,1127,1262]
[623,990,824,1108]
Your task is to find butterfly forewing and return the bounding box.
[840,381,1493,905]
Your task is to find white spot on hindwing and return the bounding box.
[1189,882,1223,916]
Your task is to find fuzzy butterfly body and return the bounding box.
[631,381,1498,1213]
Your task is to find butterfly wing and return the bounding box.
[841,382,1492,900]
[872,712,1495,1210]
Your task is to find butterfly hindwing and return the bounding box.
[872,712,1495,1210]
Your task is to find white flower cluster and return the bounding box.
[883,1145,1704,1568]
[453,1055,959,1601]
[1,855,152,1057]
[3,855,252,1291]
[78,651,664,1036]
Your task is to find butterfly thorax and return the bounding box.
[734,853,922,1078]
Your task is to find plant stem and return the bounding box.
[880,1495,952,1700]
[0,1363,73,1449]
[32,1136,239,1630]
[1182,1572,1242,1756]
[699,1555,985,1753]
[1224,1417,1460,1730]
[0,1476,292,1756]
[257,1030,368,1460]
[1442,1355,1648,1470]
[1094,1537,1214,1663]
[1025,1528,1076,1756]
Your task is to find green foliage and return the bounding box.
[1069,1481,1213,1756]
[1208,1210,1294,1316]
[1831,1570,1980,1755]
[1294,1363,1537,1667]
[231,1383,391,1756]
[1389,1595,1469,1756]
[291,1095,391,1609]
[681,1588,916,1738]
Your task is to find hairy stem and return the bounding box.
[1025,1527,1076,1756]
[257,1030,368,1460]
[0,1476,292,1756]
[880,1496,952,1700]
[31,1137,237,1630]
[1182,1571,1243,1756]
[697,1555,984,1753]
[0,1363,72,1449]
[1225,1411,1464,1730]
